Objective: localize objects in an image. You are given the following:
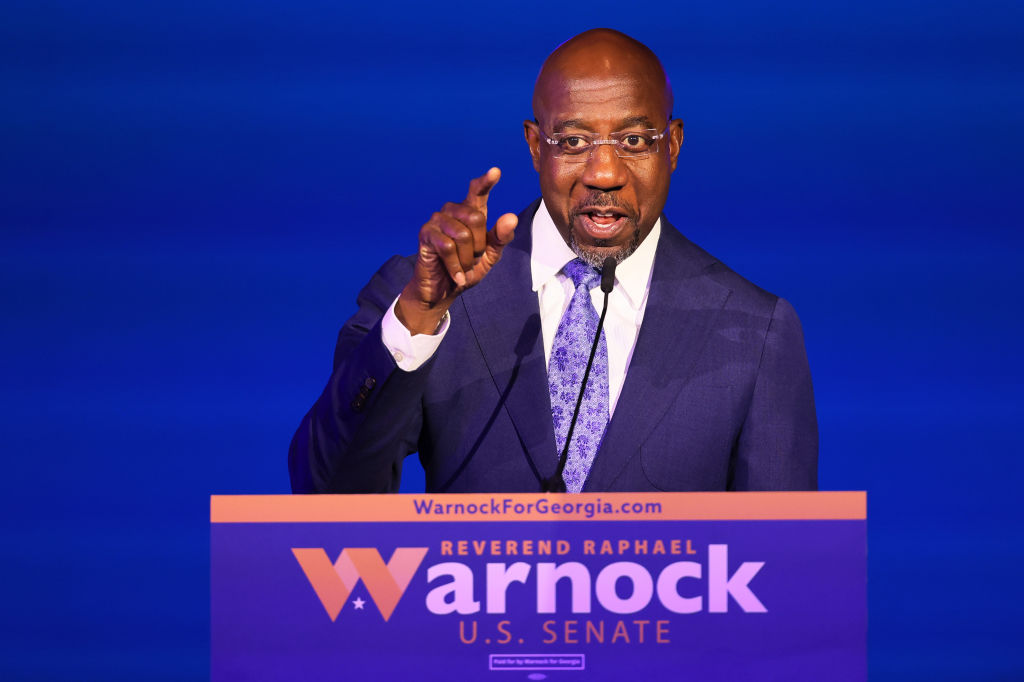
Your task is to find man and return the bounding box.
[289,29,817,494]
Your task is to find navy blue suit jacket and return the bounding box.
[289,200,818,493]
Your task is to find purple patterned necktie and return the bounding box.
[547,258,610,493]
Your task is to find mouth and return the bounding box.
[575,207,629,240]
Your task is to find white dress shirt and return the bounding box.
[381,200,660,416]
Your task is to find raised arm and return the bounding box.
[288,169,517,493]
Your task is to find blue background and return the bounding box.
[1,0,1021,679]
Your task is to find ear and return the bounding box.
[523,120,542,172]
[668,119,684,172]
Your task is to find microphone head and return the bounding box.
[600,256,617,294]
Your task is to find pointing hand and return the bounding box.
[397,168,518,335]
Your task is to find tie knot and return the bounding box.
[563,258,601,290]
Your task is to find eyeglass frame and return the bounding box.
[534,123,671,162]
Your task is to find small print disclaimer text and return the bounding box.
[489,654,585,671]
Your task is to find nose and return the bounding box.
[581,143,627,191]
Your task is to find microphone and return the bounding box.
[601,257,615,294]
[543,256,617,493]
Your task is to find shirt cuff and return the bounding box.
[381,296,450,371]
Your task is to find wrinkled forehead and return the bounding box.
[534,70,671,132]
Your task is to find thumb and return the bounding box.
[491,212,517,248]
[471,212,518,281]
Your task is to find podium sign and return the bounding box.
[211,492,865,680]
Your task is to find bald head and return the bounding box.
[532,29,673,122]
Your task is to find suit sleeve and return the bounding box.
[731,297,819,490]
[288,255,432,493]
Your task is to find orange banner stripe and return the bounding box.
[211,491,866,523]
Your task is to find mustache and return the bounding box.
[570,192,638,221]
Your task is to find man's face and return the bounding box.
[526,67,683,266]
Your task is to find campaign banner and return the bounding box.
[211,492,866,680]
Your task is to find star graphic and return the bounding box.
[352,597,366,610]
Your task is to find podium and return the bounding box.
[211,492,865,680]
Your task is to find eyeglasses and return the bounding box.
[540,126,669,162]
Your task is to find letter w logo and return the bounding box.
[292,547,428,622]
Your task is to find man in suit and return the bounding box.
[289,29,818,494]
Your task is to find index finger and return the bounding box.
[464,167,501,208]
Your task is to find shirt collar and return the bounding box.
[530,199,660,311]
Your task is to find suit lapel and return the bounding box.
[582,220,732,491]
[459,200,558,483]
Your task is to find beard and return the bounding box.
[566,192,643,269]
